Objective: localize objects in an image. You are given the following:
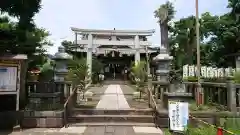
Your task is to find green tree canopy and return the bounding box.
[155,0,240,69]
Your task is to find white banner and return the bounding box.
[168,101,189,131]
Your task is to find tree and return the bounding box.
[0,0,42,34]
[154,1,175,23]
[67,58,90,87]
[131,61,147,99]
[155,0,240,69]
[170,16,197,65]
[0,0,47,56]
[0,15,51,56]
[154,1,175,52]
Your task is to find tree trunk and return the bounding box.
[160,21,169,52]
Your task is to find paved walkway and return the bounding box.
[7,126,163,135]
[96,84,130,109]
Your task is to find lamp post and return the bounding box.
[195,0,202,105]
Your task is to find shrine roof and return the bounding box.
[71,27,155,35]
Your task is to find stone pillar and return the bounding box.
[75,32,77,44]
[134,35,140,64]
[87,34,93,75]
[226,80,237,111]
[236,56,240,71]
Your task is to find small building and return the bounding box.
[66,28,159,79]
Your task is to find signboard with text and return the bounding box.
[0,66,18,91]
[168,101,189,131]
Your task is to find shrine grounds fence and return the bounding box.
[149,79,240,134]
[184,81,240,112]
[188,115,239,135]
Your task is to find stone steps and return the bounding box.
[71,108,153,115]
[68,114,154,123]
[69,122,156,127]
[68,108,156,126]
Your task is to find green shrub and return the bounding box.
[91,58,104,84]
[131,61,147,98]
[39,59,54,81]
[164,126,217,135]
[67,58,90,87]
[233,71,240,83]
[224,118,240,134]
[185,125,217,135]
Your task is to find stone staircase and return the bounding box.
[68,108,156,127]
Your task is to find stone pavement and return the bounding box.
[3,84,163,135]
[6,126,163,135]
[96,84,130,109]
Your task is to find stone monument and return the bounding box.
[154,7,193,109]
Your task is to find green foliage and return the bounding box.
[185,125,217,135]
[183,76,198,82]
[38,59,54,81]
[164,126,217,135]
[131,61,147,86]
[61,40,75,54]
[155,0,240,68]
[0,15,52,56]
[224,118,240,134]
[92,58,104,84]
[131,61,147,99]
[67,58,90,87]
[154,1,175,23]
[183,76,228,83]
[233,71,240,83]
[0,0,42,31]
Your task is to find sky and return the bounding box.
[34,0,229,55]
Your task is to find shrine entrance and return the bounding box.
[97,50,133,80]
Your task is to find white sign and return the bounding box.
[183,65,235,78]
[0,66,17,91]
[168,101,189,131]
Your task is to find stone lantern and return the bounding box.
[152,46,173,82]
[53,46,73,82]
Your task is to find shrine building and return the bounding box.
[67,27,159,79]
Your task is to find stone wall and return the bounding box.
[20,110,64,128]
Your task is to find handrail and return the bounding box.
[148,87,158,110]
[147,85,159,126]
[63,85,78,127]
